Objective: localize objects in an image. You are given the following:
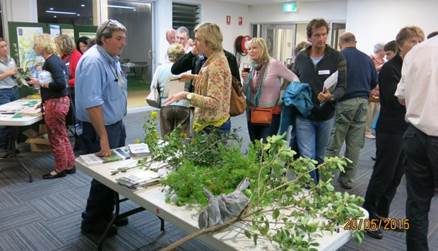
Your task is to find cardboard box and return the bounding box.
[30,143,51,152]
[22,128,39,138]
[26,136,50,145]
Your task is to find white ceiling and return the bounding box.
[218,0,329,5]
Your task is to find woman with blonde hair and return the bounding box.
[165,22,232,134]
[241,37,299,142]
[28,34,75,179]
[54,34,82,102]
[150,43,190,136]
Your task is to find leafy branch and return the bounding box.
[141,112,365,250]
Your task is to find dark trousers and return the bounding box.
[363,131,405,219]
[0,87,19,149]
[81,120,126,225]
[159,106,191,137]
[247,114,280,142]
[403,125,438,251]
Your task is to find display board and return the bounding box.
[8,22,46,68]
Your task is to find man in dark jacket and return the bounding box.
[292,18,347,183]
[326,32,378,189]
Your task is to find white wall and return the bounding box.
[248,0,347,24]
[200,0,250,52]
[153,0,173,69]
[154,0,250,67]
[346,0,438,55]
[1,0,38,41]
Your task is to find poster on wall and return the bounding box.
[61,28,75,39]
[49,24,60,37]
[79,32,96,39]
[16,26,44,70]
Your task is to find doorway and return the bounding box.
[107,0,153,108]
[259,24,296,64]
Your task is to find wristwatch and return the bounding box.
[186,93,193,100]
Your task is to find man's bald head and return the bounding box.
[166,29,176,44]
[339,32,357,49]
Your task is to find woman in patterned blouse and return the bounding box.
[164,22,232,134]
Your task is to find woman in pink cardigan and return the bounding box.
[241,37,299,142]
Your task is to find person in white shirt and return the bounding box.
[395,35,438,251]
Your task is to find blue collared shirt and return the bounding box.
[75,45,127,125]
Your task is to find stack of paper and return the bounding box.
[128,143,150,157]
[115,169,160,189]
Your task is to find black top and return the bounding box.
[293,45,347,121]
[340,47,378,101]
[376,54,407,135]
[41,54,68,102]
[171,50,240,82]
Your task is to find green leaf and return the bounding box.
[273,208,280,220]
[244,230,251,239]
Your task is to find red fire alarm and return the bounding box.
[238,16,243,26]
[226,15,231,25]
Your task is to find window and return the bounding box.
[172,2,200,37]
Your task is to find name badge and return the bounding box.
[318,70,330,75]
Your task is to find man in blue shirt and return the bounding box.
[326,32,377,189]
[75,19,128,237]
[0,38,19,153]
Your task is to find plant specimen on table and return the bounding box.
[141,112,365,251]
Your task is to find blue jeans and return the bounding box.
[202,118,231,135]
[296,116,335,183]
[81,120,126,225]
[0,87,19,149]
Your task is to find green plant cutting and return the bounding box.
[141,111,365,251]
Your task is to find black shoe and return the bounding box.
[65,167,76,174]
[115,217,129,227]
[338,178,352,189]
[81,220,118,237]
[42,170,66,179]
[366,228,383,239]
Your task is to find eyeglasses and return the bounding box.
[100,19,117,33]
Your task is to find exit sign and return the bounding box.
[282,2,297,12]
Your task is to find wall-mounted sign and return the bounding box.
[238,16,243,26]
[226,15,231,25]
[282,2,297,13]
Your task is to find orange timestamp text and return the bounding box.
[344,218,410,231]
